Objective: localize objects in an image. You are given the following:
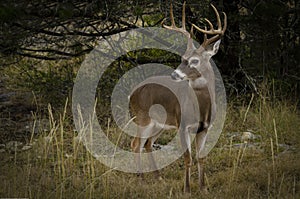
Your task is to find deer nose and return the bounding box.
[171,71,180,80]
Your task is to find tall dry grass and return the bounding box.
[0,81,299,198]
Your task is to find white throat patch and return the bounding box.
[189,76,207,89]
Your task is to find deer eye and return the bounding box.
[190,59,199,66]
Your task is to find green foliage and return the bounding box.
[143,13,164,26]
[0,2,24,23]
[2,58,81,106]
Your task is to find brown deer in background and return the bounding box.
[129,2,227,193]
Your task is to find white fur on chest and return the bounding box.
[189,76,207,89]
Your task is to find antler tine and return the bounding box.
[170,3,176,27]
[190,25,194,38]
[192,4,227,47]
[162,1,191,38]
[204,18,214,32]
[182,1,186,30]
[211,4,222,32]
[203,26,207,41]
[192,4,223,35]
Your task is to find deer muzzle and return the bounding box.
[171,69,186,81]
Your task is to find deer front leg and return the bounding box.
[183,149,192,193]
[195,129,208,191]
[180,131,192,193]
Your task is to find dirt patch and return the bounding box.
[0,78,37,143]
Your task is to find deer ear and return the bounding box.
[206,39,221,57]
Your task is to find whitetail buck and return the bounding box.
[129,2,227,193]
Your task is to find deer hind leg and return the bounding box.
[180,131,192,193]
[144,127,163,179]
[131,136,147,178]
[195,129,208,191]
[131,121,156,177]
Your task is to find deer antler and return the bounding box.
[192,4,227,48]
[162,1,191,39]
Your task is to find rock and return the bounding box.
[29,119,50,135]
[241,131,255,143]
[226,131,261,143]
[21,145,32,151]
[0,92,16,102]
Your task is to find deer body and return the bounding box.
[129,3,226,193]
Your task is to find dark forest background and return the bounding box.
[0,0,299,103]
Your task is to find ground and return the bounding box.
[0,75,299,198]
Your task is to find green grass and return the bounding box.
[0,93,299,199]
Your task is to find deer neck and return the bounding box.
[188,76,208,90]
[188,64,216,106]
[189,63,215,90]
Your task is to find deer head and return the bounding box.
[162,2,227,84]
